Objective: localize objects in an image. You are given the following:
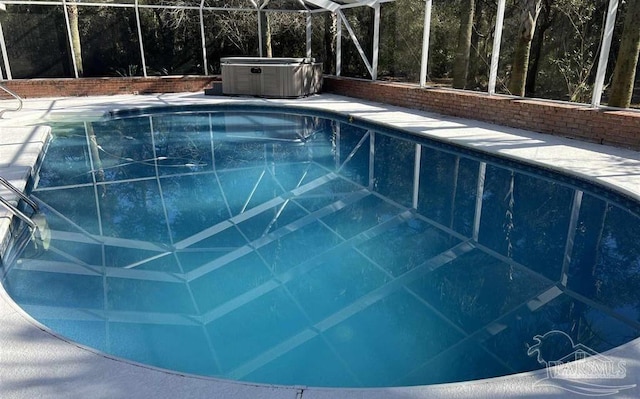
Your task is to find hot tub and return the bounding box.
[221,57,322,98]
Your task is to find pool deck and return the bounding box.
[1,92,639,398]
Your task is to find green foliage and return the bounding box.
[378,0,425,82]
[0,5,73,78]
[140,8,202,75]
[266,12,307,57]
[427,1,460,81]
[78,6,143,77]
[339,7,374,79]
[524,0,606,102]
[547,0,603,102]
[113,64,143,77]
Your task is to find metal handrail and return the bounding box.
[0,82,23,118]
[0,176,39,213]
[0,176,39,233]
[0,195,37,231]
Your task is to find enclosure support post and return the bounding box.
[372,2,380,80]
[257,7,264,56]
[61,0,79,78]
[419,0,432,87]
[336,12,341,76]
[591,0,619,108]
[337,10,373,78]
[200,1,208,75]
[306,12,312,58]
[488,0,506,95]
[134,0,147,77]
[0,21,11,80]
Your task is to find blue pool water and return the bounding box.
[2,105,640,388]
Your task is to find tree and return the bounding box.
[382,2,398,77]
[452,0,475,89]
[323,12,337,74]
[214,11,258,57]
[508,0,543,96]
[525,0,555,96]
[549,0,604,103]
[258,8,273,57]
[608,0,640,108]
[467,0,489,89]
[68,0,83,76]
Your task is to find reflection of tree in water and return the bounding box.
[477,190,640,374]
[152,114,211,171]
[89,117,156,180]
[413,249,549,333]
[100,180,170,243]
[510,173,573,280]
[503,170,515,259]
[372,134,415,208]
[417,147,460,227]
[161,174,228,242]
[335,122,370,186]
[370,129,640,374]
[493,288,640,372]
[570,197,640,319]
[477,165,573,280]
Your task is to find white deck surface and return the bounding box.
[1,93,639,398]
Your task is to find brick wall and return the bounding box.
[2,75,638,150]
[323,76,640,150]
[1,76,220,98]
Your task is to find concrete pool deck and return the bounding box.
[0,92,639,398]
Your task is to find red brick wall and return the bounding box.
[1,76,220,98]
[2,75,638,150]
[323,77,640,150]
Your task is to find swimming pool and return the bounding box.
[2,104,640,389]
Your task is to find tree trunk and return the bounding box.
[452,0,475,89]
[386,2,397,77]
[323,12,336,75]
[467,0,483,89]
[265,13,272,58]
[525,0,553,96]
[258,10,272,57]
[608,0,640,108]
[508,0,542,96]
[68,1,83,77]
[366,7,375,64]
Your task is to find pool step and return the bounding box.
[0,125,51,268]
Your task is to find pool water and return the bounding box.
[2,107,640,388]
